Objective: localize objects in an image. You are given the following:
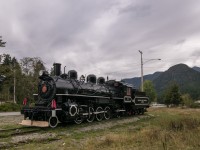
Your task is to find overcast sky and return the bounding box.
[0,0,200,80]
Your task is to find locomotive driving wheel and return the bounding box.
[104,106,111,120]
[96,107,104,121]
[49,116,58,128]
[87,107,95,123]
[74,115,84,124]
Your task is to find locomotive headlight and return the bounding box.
[39,70,49,76]
[39,70,44,76]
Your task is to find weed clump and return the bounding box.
[168,117,200,131]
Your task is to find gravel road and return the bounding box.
[0,112,21,116]
[0,114,23,127]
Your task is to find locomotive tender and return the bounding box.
[21,63,149,128]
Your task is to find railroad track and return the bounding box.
[0,127,41,138]
[0,126,57,149]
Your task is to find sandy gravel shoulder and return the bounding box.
[0,115,23,128]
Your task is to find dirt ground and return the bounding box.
[1,108,200,150]
[0,114,151,130]
[0,114,152,149]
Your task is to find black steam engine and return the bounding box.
[21,63,149,128]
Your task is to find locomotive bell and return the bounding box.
[53,63,61,76]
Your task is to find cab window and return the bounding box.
[127,87,131,96]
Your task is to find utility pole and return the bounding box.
[138,50,144,92]
[0,36,7,102]
[138,50,161,92]
[14,61,16,103]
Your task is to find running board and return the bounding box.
[94,111,105,114]
[115,110,126,112]
[19,120,49,127]
[82,111,106,116]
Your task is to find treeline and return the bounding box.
[1,53,199,108]
[0,54,45,104]
[143,80,199,108]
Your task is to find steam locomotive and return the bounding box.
[21,63,149,128]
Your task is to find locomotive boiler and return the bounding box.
[21,63,149,128]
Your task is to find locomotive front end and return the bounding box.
[20,63,61,128]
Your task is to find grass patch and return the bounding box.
[0,102,20,112]
[75,108,200,150]
[167,117,200,131]
[1,108,200,150]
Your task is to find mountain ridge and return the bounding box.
[193,66,200,73]
[122,71,162,88]
[122,64,200,99]
[153,64,200,99]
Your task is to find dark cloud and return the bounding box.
[1,0,200,79]
[192,49,200,57]
[176,39,186,45]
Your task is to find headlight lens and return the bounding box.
[39,70,44,76]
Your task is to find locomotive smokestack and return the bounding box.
[53,63,61,76]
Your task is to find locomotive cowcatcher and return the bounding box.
[20,63,149,128]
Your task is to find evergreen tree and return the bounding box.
[0,36,6,47]
[0,54,22,103]
[164,82,182,106]
[2,54,12,65]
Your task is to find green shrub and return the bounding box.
[0,102,21,112]
[190,103,200,108]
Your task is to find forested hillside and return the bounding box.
[122,72,162,88]
[193,66,200,72]
[123,64,200,100]
[154,64,200,99]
